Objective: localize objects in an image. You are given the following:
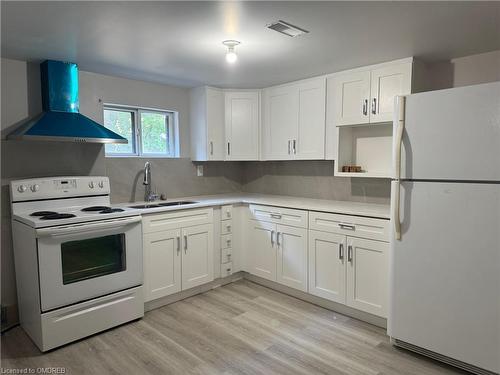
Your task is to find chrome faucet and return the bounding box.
[143,162,159,202]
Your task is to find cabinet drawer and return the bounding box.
[143,208,213,234]
[221,247,233,264]
[220,219,233,235]
[221,234,232,249]
[309,211,389,242]
[221,262,233,277]
[249,204,308,228]
[221,205,233,220]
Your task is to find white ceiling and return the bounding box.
[2,1,499,88]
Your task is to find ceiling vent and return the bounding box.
[267,20,309,37]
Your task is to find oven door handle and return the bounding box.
[36,216,142,237]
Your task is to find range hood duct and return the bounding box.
[7,60,127,144]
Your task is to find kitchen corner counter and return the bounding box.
[116,193,390,219]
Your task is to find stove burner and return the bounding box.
[40,213,77,220]
[99,208,125,214]
[81,206,111,212]
[30,211,58,217]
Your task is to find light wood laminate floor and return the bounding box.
[1,280,466,375]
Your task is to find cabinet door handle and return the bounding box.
[288,140,291,154]
[362,99,368,116]
[270,213,282,219]
[227,225,231,232]
[338,223,355,230]
[227,239,231,247]
[227,142,231,156]
[184,234,188,253]
[176,236,180,255]
[339,243,344,260]
[371,98,377,115]
[276,232,281,247]
[210,141,214,155]
[293,139,296,154]
[271,230,275,246]
[347,245,353,263]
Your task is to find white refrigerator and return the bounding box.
[389,82,500,375]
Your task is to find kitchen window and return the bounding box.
[103,105,179,157]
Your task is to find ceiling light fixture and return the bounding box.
[222,40,240,63]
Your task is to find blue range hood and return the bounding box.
[7,60,127,144]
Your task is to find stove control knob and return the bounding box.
[98,181,104,188]
[17,185,27,193]
[30,184,40,192]
[88,181,95,189]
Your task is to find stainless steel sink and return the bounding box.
[157,201,198,207]
[128,204,161,209]
[128,201,198,209]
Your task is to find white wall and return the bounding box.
[427,50,500,90]
[78,70,191,158]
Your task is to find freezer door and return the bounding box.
[389,181,500,373]
[399,82,500,181]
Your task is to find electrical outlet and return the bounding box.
[196,165,204,177]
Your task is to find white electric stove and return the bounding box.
[10,176,144,352]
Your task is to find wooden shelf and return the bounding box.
[334,171,392,178]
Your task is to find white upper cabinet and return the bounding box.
[190,58,418,162]
[330,59,413,126]
[295,78,326,160]
[331,71,371,126]
[369,63,412,123]
[330,58,419,177]
[263,85,299,160]
[206,89,226,160]
[190,87,225,161]
[225,91,260,160]
[262,77,326,160]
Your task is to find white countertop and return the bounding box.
[115,193,390,219]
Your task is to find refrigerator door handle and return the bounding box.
[392,181,402,240]
[393,96,406,180]
[392,96,406,241]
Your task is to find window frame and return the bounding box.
[103,104,179,158]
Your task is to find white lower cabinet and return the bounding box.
[247,215,308,292]
[308,230,346,304]
[308,229,388,317]
[246,206,389,318]
[248,220,276,281]
[346,237,388,317]
[181,224,214,290]
[143,229,182,301]
[143,209,214,302]
[276,224,308,292]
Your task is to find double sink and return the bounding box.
[128,201,198,209]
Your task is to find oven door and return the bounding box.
[36,216,142,312]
